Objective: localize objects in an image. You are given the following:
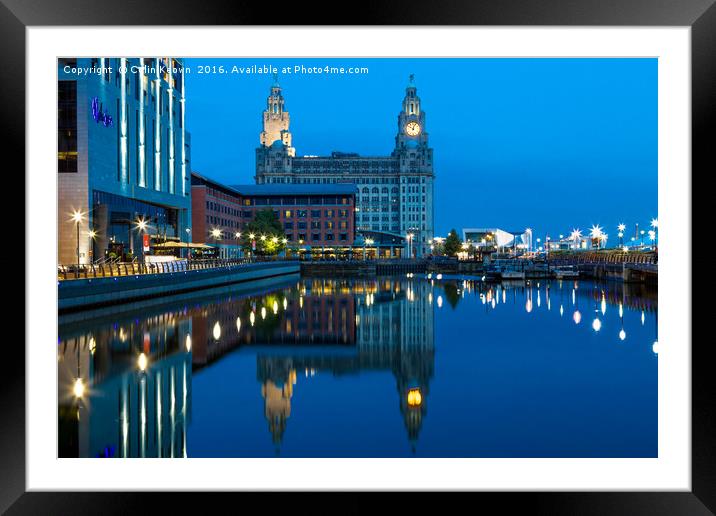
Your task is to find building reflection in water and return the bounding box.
[59,275,655,457]
[187,278,435,450]
[58,313,192,458]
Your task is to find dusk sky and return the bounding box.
[185,58,657,241]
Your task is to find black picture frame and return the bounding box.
[3,0,712,512]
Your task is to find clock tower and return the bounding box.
[392,75,435,258]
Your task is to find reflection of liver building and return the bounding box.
[256,279,435,448]
[255,75,435,257]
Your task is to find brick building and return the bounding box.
[191,172,357,257]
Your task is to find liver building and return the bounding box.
[255,74,435,257]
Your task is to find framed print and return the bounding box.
[4,0,714,512]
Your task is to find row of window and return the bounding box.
[206,203,352,219]
[285,221,349,230]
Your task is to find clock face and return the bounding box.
[405,121,421,136]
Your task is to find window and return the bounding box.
[58,81,77,173]
[325,221,334,229]
[325,233,334,241]
[284,210,292,218]
[325,209,334,217]
[311,210,321,218]
[297,210,307,218]
[311,221,321,229]
[312,233,321,241]
[284,222,294,229]
[339,233,348,241]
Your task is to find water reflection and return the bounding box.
[58,276,657,458]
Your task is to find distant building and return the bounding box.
[462,228,533,252]
[254,74,435,257]
[57,57,191,265]
[191,172,357,257]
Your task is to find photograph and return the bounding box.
[56,56,659,459]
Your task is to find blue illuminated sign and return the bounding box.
[91,97,114,127]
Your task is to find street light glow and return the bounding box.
[135,217,148,232]
[73,378,85,398]
[71,210,84,223]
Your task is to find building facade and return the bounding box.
[58,57,191,265]
[191,172,357,257]
[254,75,434,257]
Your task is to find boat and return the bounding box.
[501,270,526,280]
[553,266,580,279]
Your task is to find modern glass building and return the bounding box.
[57,57,191,265]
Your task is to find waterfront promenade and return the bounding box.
[58,260,300,312]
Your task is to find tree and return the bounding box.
[443,229,462,257]
[242,209,286,256]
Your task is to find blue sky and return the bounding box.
[185,58,657,240]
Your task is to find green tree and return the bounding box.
[242,208,286,256]
[443,229,462,257]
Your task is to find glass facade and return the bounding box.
[58,81,78,173]
[92,190,179,261]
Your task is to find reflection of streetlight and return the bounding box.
[406,233,414,259]
[73,378,85,399]
[407,388,422,407]
[137,352,148,372]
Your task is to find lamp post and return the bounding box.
[71,210,84,271]
[235,232,242,259]
[87,229,97,264]
[135,216,149,262]
[211,228,222,259]
[185,228,191,259]
[365,238,374,260]
[650,218,658,251]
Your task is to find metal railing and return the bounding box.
[546,252,657,265]
[58,257,265,280]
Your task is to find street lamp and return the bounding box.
[211,228,221,257]
[589,225,603,250]
[618,223,626,248]
[87,229,97,264]
[71,210,84,270]
[134,216,149,262]
[235,232,241,258]
[650,218,658,250]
